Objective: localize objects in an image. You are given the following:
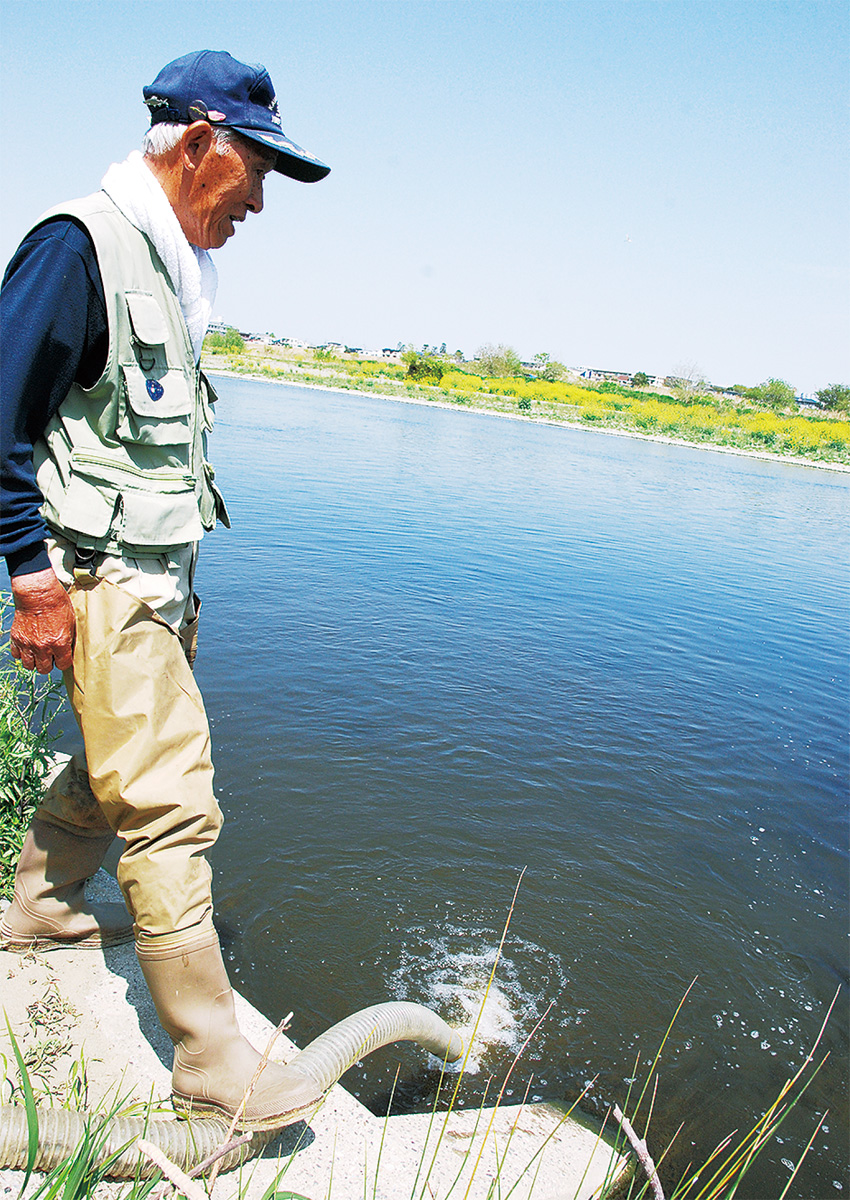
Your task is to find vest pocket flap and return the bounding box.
[120,366,193,446]
[58,474,118,538]
[125,291,170,345]
[120,487,204,547]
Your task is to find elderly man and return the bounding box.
[0,51,330,1129]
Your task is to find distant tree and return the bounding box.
[476,343,523,378]
[632,371,650,388]
[816,383,850,412]
[753,378,796,411]
[402,348,444,382]
[531,352,567,382]
[668,363,710,403]
[206,326,245,353]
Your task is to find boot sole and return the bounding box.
[171,1091,325,1131]
[0,920,135,952]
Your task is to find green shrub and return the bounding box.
[205,327,245,353]
[816,383,850,412]
[401,350,445,383]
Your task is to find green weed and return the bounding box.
[0,595,66,901]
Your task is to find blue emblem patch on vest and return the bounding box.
[146,378,164,401]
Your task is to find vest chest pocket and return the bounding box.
[118,291,194,447]
[118,364,194,446]
[124,290,170,374]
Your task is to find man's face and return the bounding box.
[184,135,276,250]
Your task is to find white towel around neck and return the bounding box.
[101,151,217,362]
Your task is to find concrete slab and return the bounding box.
[0,872,630,1200]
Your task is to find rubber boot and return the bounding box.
[0,818,133,951]
[136,916,325,1130]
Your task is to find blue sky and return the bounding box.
[1,0,847,391]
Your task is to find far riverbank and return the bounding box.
[203,362,850,475]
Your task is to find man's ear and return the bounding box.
[180,121,214,171]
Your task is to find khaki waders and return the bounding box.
[0,552,322,1127]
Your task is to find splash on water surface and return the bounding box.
[386,923,569,1074]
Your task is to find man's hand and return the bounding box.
[10,568,76,674]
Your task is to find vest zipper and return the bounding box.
[71,450,195,487]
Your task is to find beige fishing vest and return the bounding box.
[32,192,229,556]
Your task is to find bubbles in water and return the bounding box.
[431,966,517,1072]
[386,922,568,1074]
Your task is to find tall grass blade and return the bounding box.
[462,1000,554,1200]
[417,869,527,1199]
[371,1064,400,1200]
[4,1013,38,1197]
[629,979,697,1132]
[499,1078,600,1200]
[776,1111,828,1200]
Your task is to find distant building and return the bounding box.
[797,395,825,409]
[575,367,666,388]
[581,368,633,385]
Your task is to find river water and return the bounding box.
[71,376,850,1197]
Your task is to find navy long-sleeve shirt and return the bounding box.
[0,218,108,578]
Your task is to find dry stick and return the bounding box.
[188,1131,255,1176]
[136,1139,208,1200]
[205,1010,294,1191]
[147,1132,257,1200]
[613,1103,665,1200]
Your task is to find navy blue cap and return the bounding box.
[143,50,330,183]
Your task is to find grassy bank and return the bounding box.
[202,345,850,469]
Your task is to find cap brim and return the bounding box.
[229,126,330,182]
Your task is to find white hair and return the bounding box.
[141,122,240,160]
